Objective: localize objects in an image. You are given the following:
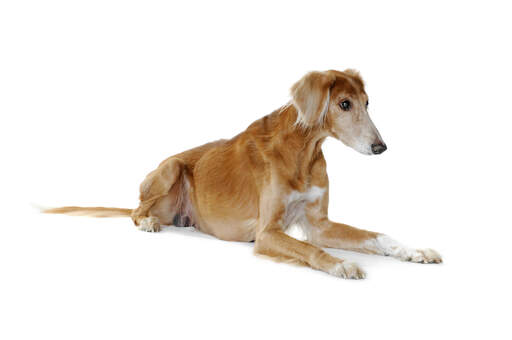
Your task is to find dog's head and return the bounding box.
[291,69,386,155]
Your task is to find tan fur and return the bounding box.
[44,206,132,218]
[44,69,442,279]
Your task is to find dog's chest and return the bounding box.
[286,186,325,205]
[282,186,325,227]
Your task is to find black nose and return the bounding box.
[371,143,387,155]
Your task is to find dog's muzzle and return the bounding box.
[371,143,387,155]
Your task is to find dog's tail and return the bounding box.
[42,206,133,218]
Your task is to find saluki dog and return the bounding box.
[45,69,442,279]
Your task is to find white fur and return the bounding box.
[282,186,325,240]
[328,261,366,279]
[284,224,309,241]
[286,186,325,204]
[332,108,383,156]
[367,235,442,263]
[138,216,160,232]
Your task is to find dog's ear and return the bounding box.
[344,68,364,87]
[290,71,336,127]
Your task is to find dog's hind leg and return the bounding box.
[131,158,185,232]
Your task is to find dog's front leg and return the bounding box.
[310,221,442,264]
[253,187,365,279]
[255,228,366,279]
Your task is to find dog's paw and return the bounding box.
[328,261,366,279]
[138,216,161,232]
[403,248,443,264]
[373,235,442,264]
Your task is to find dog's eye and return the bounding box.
[340,100,351,111]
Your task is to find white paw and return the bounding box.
[406,248,443,264]
[138,216,161,232]
[373,235,442,264]
[328,262,366,280]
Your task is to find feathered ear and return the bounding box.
[290,71,336,127]
[343,68,362,79]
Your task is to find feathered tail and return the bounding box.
[42,206,132,218]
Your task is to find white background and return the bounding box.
[1,1,511,339]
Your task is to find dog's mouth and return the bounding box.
[343,140,386,156]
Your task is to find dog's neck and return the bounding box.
[260,104,328,189]
[279,103,328,151]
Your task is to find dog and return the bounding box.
[44,69,442,279]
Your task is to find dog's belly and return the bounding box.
[198,218,258,242]
[194,186,326,242]
[192,190,259,241]
[190,142,261,241]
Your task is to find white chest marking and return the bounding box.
[285,186,325,205]
[283,186,325,241]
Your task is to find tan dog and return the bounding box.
[45,69,442,279]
